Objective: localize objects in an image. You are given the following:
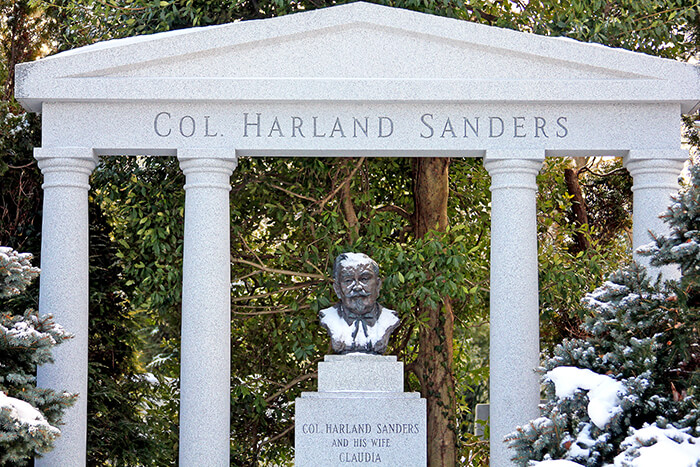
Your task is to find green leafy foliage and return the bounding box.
[86,194,176,466]
[537,158,632,348]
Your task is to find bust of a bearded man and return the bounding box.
[319,253,400,354]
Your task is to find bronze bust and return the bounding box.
[319,253,400,354]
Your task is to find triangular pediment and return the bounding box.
[72,23,642,81]
[16,2,700,113]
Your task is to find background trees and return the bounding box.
[1,0,698,465]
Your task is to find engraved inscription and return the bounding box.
[299,421,422,464]
[152,111,570,141]
[418,113,568,139]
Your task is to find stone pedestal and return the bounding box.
[295,354,426,466]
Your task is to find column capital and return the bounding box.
[178,156,238,173]
[624,149,688,164]
[623,156,686,192]
[483,157,543,192]
[177,148,237,164]
[178,156,237,192]
[483,149,544,163]
[34,147,98,190]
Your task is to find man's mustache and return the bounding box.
[346,290,370,298]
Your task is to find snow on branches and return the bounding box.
[0,246,76,464]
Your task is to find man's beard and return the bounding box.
[343,293,375,315]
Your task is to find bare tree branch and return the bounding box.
[578,166,628,178]
[340,176,359,241]
[232,304,311,316]
[259,423,295,447]
[231,281,320,302]
[375,204,413,221]
[269,183,319,203]
[231,256,327,279]
[315,157,365,213]
[237,232,264,266]
[264,371,318,403]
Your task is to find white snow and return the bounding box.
[635,241,658,256]
[546,367,626,429]
[567,423,596,459]
[338,252,375,270]
[50,23,228,58]
[670,240,699,256]
[1,320,53,344]
[0,391,58,434]
[319,305,398,348]
[530,460,583,466]
[613,423,700,467]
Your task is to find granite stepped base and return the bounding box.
[295,354,426,467]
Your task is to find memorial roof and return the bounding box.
[16,1,700,113]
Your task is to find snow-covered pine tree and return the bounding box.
[0,247,76,466]
[506,164,700,466]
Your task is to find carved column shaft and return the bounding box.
[178,154,237,466]
[484,155,543,467]
[34,148,98,467]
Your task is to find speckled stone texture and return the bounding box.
[295,355,426,466]
[624,153,685,279]
[34,149,98,467]
[318,354,403,392]
[178,154,237,467]
[484,155,543,467]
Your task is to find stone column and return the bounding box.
[178,152,237,466]
[624,151,686,278]
[484,153,543,467]
[34,148,98,467]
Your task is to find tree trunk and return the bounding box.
[413,157,456,467]
[564,167,590,252]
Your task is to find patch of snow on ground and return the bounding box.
[614,423,700,467]
[546,366,626,429]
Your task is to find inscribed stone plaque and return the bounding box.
[295,354,427,466]
[295,395,426,466]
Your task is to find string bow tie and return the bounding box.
[345,308,378,340]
